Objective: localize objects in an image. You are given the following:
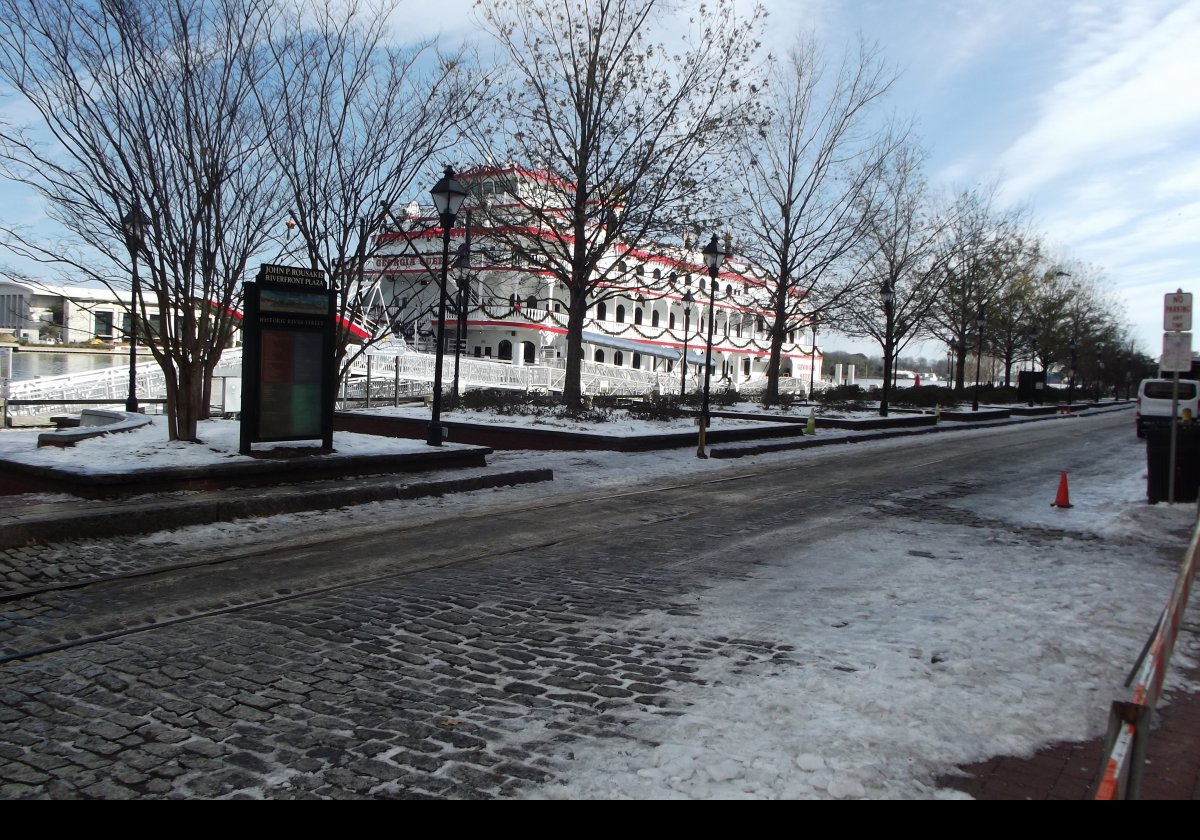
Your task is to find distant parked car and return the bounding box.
[1136,378,1200,437]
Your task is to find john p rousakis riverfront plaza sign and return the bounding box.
[239,263,336,454]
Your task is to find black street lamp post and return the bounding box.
[1067,339,1078,408]
[427,166,468,446]
[121,204,150,413]
[1027,327,1039,406]
[808,318,819,402]
[697,234,727,459]
[680,290,694,396]
[972,306,987,412]
[880,282,895,417]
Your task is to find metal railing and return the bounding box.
[1093,514,1200,799]
[348,348,662,396]
[9,343,811,414]
[4,348,243,420]
[5,363,167,417]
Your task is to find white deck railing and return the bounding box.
[7,343,808,416]
[346,350,662,397]
[5,356,172,416]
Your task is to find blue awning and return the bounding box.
[582,331,709,366]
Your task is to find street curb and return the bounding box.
[0,468,554,548]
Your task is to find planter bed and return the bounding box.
[335,410,806,451]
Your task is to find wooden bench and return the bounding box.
[37,409,153,448]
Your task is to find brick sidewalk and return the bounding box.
[939,654,1200,799]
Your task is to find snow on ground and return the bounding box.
[0,402,802,472]
[1,404,1197,799]
[516,441,1198,799]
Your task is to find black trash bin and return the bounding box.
[1145,425,1200,503]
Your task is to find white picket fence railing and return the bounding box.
[6,342,802,417]
[5,356,169,416]
[344,350,665,398]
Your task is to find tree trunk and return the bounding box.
[954,338,968,394]
[562,295,586,407]
[174,359,206,442]
[201,359,216,421]
[763,243,791,408]
[161,363,180,441]
[763,310,786,407]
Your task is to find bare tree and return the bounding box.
[256,0,476,386]
[0,0,282,441]
[471,0,766,406]
[1052,267,1122,392]
[928,185,1029,394]
[981,238,1044,386]
[838,143,951,409]
[1025,265,1074,376]
[729,35,900,405]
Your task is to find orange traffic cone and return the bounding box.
[1051,471,1073,508]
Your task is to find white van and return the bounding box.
[1136,378,1200,437]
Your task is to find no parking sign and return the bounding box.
[1165,291,1192,332]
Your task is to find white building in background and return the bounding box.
[0,280,207,348]
[0,280,133,344]
[366,165,821,394]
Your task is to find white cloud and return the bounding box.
[1047,202,1140,242]
[932,0,1054,76]
[1153,156,1200,198]
[1079,198,1200,264]
[755,0,841,47]
[1000,1,1200,200]
[383,0,480,47]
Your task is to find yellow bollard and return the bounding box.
[806,408,816,436]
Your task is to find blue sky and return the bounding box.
[804,0,1200,358]
[2,0,1196,359]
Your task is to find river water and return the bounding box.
[7,349,128,381]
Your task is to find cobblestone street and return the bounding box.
[2,526,804,798]
[2,412,1196,799]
